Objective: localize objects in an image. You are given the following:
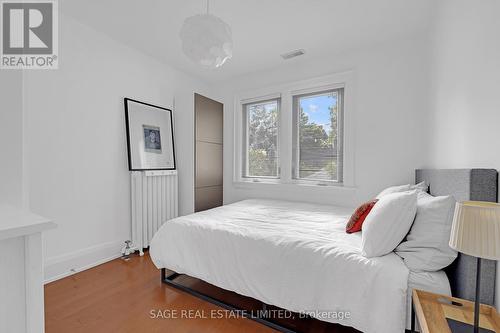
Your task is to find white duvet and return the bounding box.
[150,199,410,333]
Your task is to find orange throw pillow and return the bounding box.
[346,199,378,233]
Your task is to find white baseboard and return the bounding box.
[44,240,123,284]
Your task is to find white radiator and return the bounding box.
[130,170,178,255]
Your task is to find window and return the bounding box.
[235,71,353,187]
[292,88,344,183]
[242,99,280,179]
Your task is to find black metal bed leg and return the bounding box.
[261,303,268,319]
[411,300,416,332]
[161,268,180,282]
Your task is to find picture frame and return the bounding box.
[124,98,176,171]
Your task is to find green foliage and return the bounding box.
[248,148,278,177]
[325,160,337,177]
[298,106,337,180]
[246,95,340,181]
[299,109,329,148]
[328,103,339,150]
[247,104,278,177]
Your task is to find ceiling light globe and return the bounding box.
[180,14,233,68]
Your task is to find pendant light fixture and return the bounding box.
[179,0,233,68]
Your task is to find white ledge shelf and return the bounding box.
[0,205,56,241]
[0,205,56,333]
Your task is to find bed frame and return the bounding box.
[161,168,498,333]
[161,269,296,333]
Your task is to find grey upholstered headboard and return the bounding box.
[415,169,498,305]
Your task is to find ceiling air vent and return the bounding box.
[280,49,305,60]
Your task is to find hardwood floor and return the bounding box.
[45,253,359,333]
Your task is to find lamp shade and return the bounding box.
[449,201,500,260]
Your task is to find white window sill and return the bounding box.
[233,179,357,191]
[234,178,280,186]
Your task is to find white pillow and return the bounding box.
[361,191,417,258]
[376,182,427,199]
[395,192,457,272]
[376,184,411,199]
[412,181,428,192]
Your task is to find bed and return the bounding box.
[150,169,497,333]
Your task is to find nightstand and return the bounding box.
[412,289,500,333]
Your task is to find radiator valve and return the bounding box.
[121,240,134,260]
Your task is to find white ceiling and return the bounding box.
[61,0,433,83]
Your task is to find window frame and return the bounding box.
[292,88,344,185]
[233,71,355,188]
[241,97,281,180]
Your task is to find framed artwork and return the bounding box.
[124,98,176,170]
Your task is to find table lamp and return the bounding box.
[449,201,500,333]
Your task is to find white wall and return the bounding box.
[22,13,212,281]
[0,71,24,208]
[426,0,500,307]
[215,35,430,208]
[8,1,498,299]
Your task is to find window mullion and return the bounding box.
[279,94,292,183]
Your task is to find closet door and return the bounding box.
[195,94,223,212]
